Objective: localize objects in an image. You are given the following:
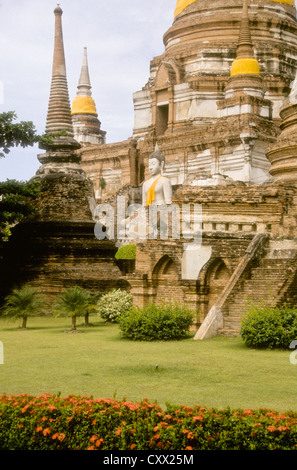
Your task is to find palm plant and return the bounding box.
[84,291,101,327]
[53,286,97,331]
[1,285,46,329]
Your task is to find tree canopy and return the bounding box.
[0,111,39,158]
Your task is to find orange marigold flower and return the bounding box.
[153,434,160,441]
[43,428,51,436]
[116,427,121,436]
[52,433,59,440]
[58,433,66,442]
[18,424,24,429]
[253,423,261,427]
[90,435,98,443]
[130,444,136,450]
[153,425,159,432]
[42,416,47,422]
[185,446,193,450]
[278,426,289,432]
[92,420,96,425]
[159,422,168,428]
[164,414,172,420]
[67,417,73,422]
[267,425,276,432]
[182,429,189,434]
[187,432,194,440]
[157,441,164,448]
[95,438,103,448]
[87,445,95,450]
[36,426,43,432]
[131,429,136,434]
[193,415,203,422]
[48,405,57,411]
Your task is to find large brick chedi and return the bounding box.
[0,6,125,302]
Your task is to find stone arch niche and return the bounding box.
[152,255,183,304]
[198,257,231,318]
[151,60,182,136]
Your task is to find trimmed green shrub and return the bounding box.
[97,289,133,323]
[240,300,297,350]
[115,244,136,260]
[1,393,297,450]
[118,303,194,341]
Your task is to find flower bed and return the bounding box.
[1,393,297,450]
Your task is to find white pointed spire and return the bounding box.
[77,47,92,97]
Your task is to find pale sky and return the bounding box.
[0,0,174,181]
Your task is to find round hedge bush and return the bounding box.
[240,301,297,350]
[115,244,136,259]
[118,302,194,341]
[97,289,133,323]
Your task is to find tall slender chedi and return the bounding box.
[45,5,75,138]
[0,6,125,303]
[35,5,94,222]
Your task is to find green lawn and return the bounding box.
[0,316,296,412]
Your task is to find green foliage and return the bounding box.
[0,179,41,242]
[119,303,194,341]
[115,244,136,260]
[99,177,106,190]
[240,300,297,350]
[1,393,297,450]
[0,111,69,157]
[0,111,39,158]
[53,286,97,331]
[0,285,47,329]
[38,130,69,149]
[97,289,133,323]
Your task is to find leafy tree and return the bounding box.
[53,286,97,332]
[1,285,47,329]
[83,291,101,327]
[0,112,68,244]
[0,110,69,157]
[0,111,39,158]
[0,179,41,243]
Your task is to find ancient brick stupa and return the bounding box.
[0,6,126,302]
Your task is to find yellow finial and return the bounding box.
[230,0,260,77]
[71,96,98,116]
[71,47,98,116]
[174,0,295,19]
[270,0,295,4]
[174,0,197,18]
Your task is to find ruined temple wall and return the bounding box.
[128,182,297,330]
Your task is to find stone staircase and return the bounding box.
[218,240,297,336]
